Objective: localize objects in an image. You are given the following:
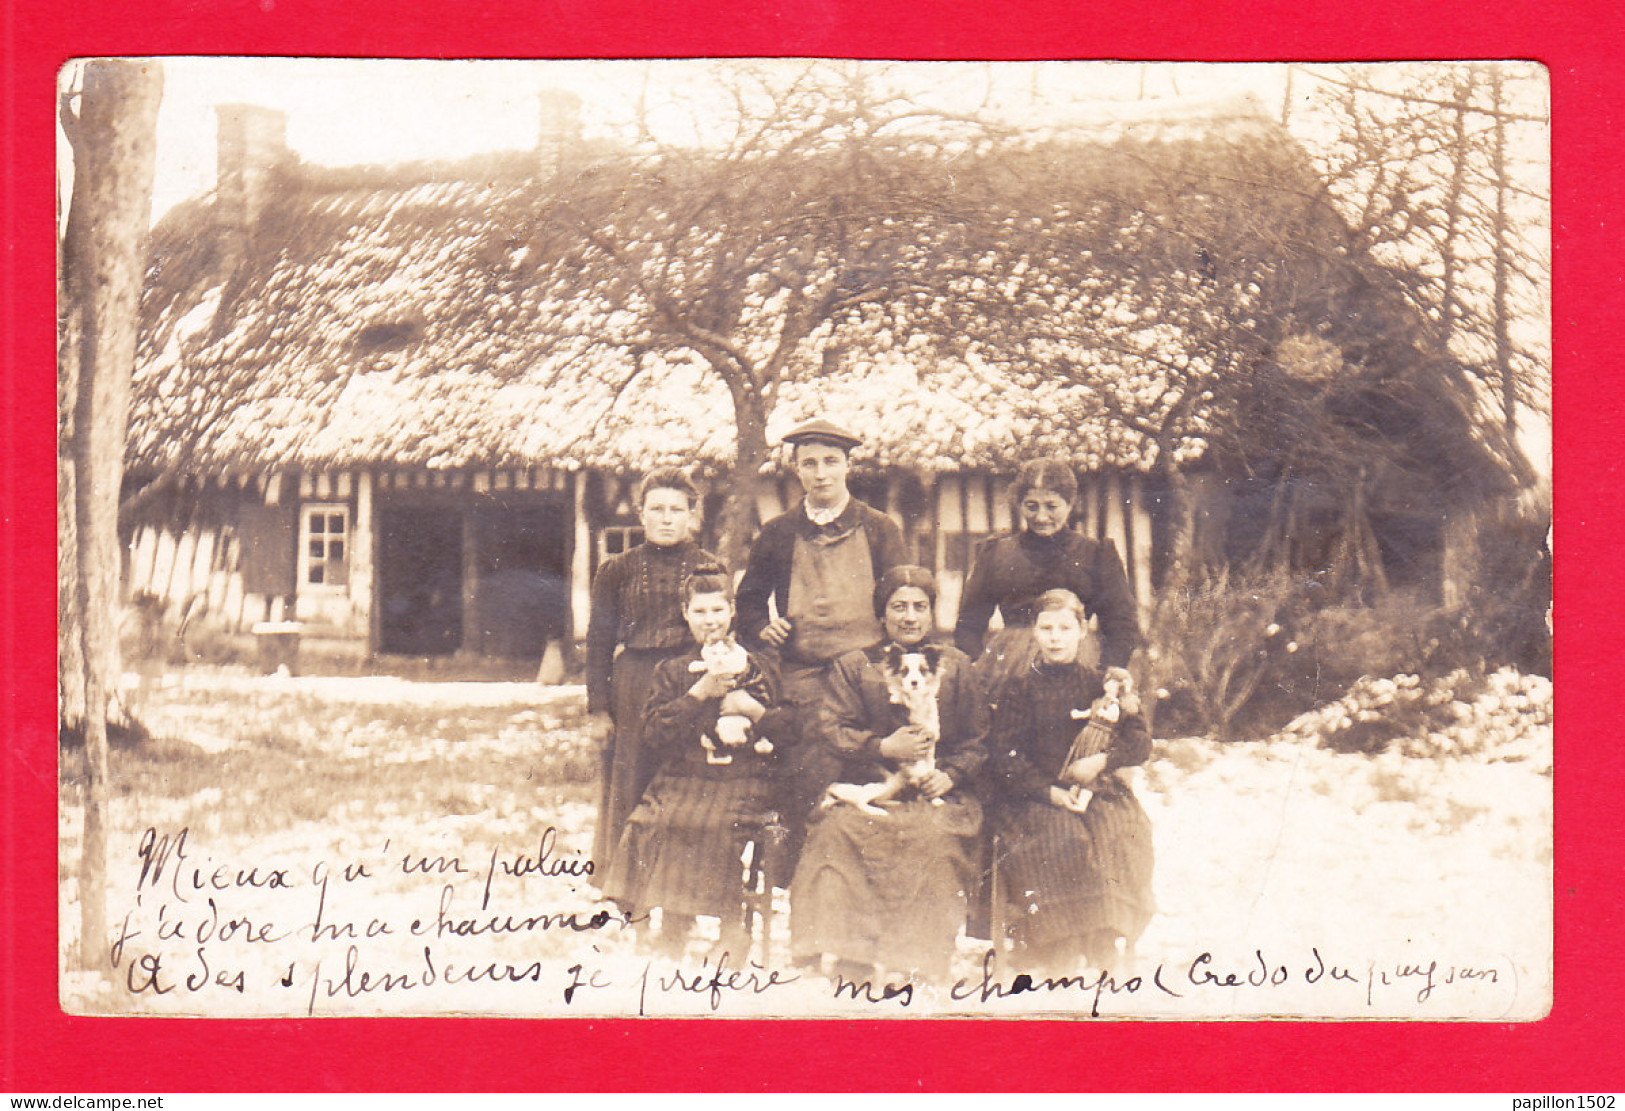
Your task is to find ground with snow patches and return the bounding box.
[59,667,1550,1019]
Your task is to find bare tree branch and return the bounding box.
[1297,67,1549,124]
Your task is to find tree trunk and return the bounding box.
[1159,461,1199,596]
[58,272,86,734]
[1438,71,1474,342]
[1487,67,1518,439]
[714,395,771,571]
[59,58,164,973]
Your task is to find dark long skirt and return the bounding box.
[600,770,777,920]
[995,781,1154,953]
[768,661,842,886]
[790,794,983,980]
[593,646,686,874]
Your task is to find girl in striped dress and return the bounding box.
[987,588,1155,976]
[601,566,788,960]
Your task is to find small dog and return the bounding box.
[688,636,774,765]
[825,643,944,814]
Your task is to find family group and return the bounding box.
[584,418,1155,985]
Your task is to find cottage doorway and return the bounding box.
[376,506,464,655]
[470,500,570,658]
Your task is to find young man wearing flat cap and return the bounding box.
[736,417,909,860]
[738,417,908,667]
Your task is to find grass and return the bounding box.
[60,673,614,1014]
[61,680,600,842]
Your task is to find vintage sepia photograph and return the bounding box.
[56,57,1552,1019]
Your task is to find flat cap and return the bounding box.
[781,417,862,451]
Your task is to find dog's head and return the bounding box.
[882,642,943,695]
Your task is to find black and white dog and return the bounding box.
[825,643,944,814]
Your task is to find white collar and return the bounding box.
[804,492,851,527]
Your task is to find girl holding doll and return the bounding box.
[600,566,788,959]
[987,588,1155,976]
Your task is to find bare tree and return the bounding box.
[936,124,1340,589]
[513,62,999,564]
[919,105,1533,733]
[1297,63,1550,446]
[58,58,164,970]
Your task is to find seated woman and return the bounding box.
[789,566,988,984]
[600,566,788,960]
[987,588,1155,976]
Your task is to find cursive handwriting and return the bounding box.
[481,827,594,909]
[106,829,1516,1016]
[416,884,634,938]
[636,951,798,1014]
[950,950,1168,1017]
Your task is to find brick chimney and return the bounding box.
[536,90,582,180]
[215,104,291,254]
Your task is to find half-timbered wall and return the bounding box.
[124,464,1159,663]
[124,466,576,660]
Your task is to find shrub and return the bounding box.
[1142,566,1305,740]
[1142,561,1544,742]
[1273,666,1552,767]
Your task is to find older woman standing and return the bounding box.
[585,470,723,875]
[954,458,1143,705]
[790,566,988,984]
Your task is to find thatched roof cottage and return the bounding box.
[123,93,1514,668]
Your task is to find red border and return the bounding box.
[5,0,1621,1093]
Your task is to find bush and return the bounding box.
[1273,666,1551,768]
[1142,567,1304,740]
[1143,572,1527,741]
[1257,591,1442,720]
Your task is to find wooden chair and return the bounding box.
[986,830,1012,974]
[734,809,789,966]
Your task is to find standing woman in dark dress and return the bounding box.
[988,588,1155,976]
[954,458,1142,706]
[585,470,722,875]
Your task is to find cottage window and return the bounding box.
[598,525,644,564]
[298,503,350,591]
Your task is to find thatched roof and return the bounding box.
[128,98,1469,481]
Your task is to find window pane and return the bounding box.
[328,560,348,586]
[309,539,324,558]
[309,564,325,584]
[329,540,344,562]
[310,515,326,534]
[327,513,346,534]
